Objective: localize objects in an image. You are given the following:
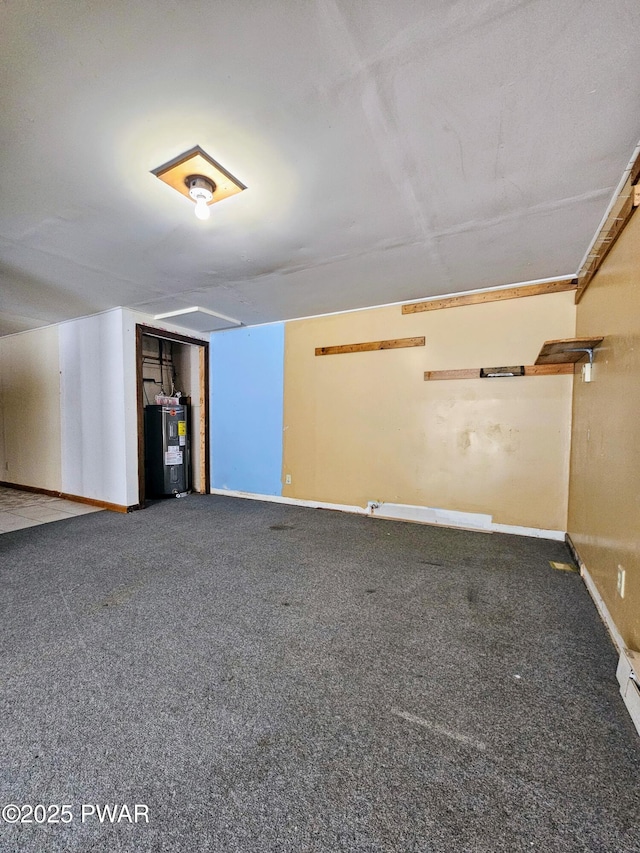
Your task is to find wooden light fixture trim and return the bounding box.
[151,145,246,207]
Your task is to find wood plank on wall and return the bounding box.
[402,279,577,314]
[424,363,574,380]
[576,149,640,303]
[575,187,638,303]
[315,337,425,356]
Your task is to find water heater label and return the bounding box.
[178,421,186,436]
[179,435,186,446]
[165,450,183,466]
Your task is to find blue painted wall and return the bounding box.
[210,323,284,495]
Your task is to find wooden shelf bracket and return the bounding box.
[534,337,603,366]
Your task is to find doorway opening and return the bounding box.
[135,324,209,507]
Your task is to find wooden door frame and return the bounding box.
[136,324,210,508]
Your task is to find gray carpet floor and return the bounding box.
[1,494,638,852]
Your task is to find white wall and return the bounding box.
[60,309,131,505]
[61,307,208,507]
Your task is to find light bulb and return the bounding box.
[186,176,214,220]
[194,195,210,220]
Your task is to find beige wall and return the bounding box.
[568,213,640,650]
[283,291,576,531]
[0,325,62,491]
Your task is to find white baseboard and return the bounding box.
[567,536,639,738]
[209,490,564,540]
[616,649,640,737]
[209,488,367,515]
[491,523,565,541]
[367,501,492,531]
[368,501,564,540]
[575,561,625,654]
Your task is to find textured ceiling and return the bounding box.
[1,0,639,336]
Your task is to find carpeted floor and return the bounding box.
[0,494,638,852]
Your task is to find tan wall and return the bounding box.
[283,291,576,531]
[568,212,640,651]
[0,325,62,491]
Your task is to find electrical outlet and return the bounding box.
[617,565,626,598]
[285,474,292,485]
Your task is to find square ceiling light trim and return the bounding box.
[154,306,243,333]
[151,145,246,208]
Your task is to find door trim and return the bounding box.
[136,324,210,507]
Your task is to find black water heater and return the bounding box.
[144,404,190,497]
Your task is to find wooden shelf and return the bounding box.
[424,364,574,381]
[535,337,603,365]
[423,337,603,381]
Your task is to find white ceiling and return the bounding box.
[1,0,639,336]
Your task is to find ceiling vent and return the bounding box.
[153,307,242,333]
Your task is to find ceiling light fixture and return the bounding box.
[151,145,246,221]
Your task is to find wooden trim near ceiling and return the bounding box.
[424,363,574,381]
[402,279,577,314]
[136,324,209,346]
[575,161,640,303]
[315,337,425,356]
[136,324,210,508]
